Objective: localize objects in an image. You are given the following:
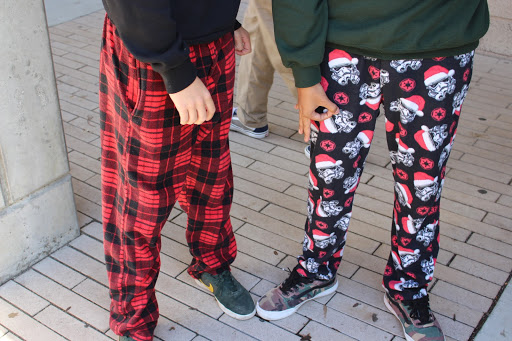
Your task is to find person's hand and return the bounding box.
[169,77,216,125]
[234,27,251,56]
[296,83,339,142]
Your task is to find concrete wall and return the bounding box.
[479,0,512,57]
[0,0,79,284]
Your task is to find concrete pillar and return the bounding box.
[0,0,79,284]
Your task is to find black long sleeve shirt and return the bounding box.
[102,0,241,93]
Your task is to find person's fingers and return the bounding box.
[186,107,197,125]
[321,97,339,115]
[179,107,189,125]
[309,110,334,122]
[195,102,207,125]
[205,97,216,121]
[302,117,311,142]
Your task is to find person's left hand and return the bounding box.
[234,27,251,56]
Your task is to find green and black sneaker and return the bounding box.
[195,270,256,320]
[119,336,136,341]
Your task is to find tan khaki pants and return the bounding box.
[235,0,297,128]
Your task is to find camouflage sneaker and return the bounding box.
[230,108,269,138]
[256,266,338,320]
[195,270,256,320]
[384,293,445,341]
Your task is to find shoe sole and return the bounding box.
[229,122,269,139]
[256,280,338,321]
[195,279,256,320]
[383,294,445,341]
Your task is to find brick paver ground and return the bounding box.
[1,5,512,341]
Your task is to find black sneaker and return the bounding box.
[384,293,444,341]
[256,266,337,320]
[230,108,269,138]
[195,270,256,320]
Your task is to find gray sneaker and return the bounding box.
[196,270,256,320]
[256,266,338,320]
[384,293,445,341]
[230,108,269,138]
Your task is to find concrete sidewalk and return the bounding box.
[0,2,511,340]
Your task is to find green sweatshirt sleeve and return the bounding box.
[272,0,328,88]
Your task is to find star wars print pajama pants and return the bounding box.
[99,16,237,340]
[302,47,474,301]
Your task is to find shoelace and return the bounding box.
[404,296,433,325]
[280,267,314,294]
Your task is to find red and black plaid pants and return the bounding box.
[99,16,237,340]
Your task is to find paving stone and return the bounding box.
[73,279,110,310]
[435,264,501,299]
[327,293,402,335]
[0,298,66,341]
[77,212,93,228]
[233,189,268,212]
[0,281,49,316]
[484,213,512,231]
[69,161,95,181]
[299,320,357,341]
[468,233,512,258]
[70,234,105,263]
[15,270,110,332]
[260,203,305,229]
[235,178,305,215]
[450,255,509,285]
[233,164,290,192]
[431,281,492,313]
[230,203,304,242]
[74,195,102,222]
[300,300,394,340]
[155,292,255,341]
[219,314,300,340]
[33,257,85,289]
[0,333,23,341]
[35,305,111,340]
[153,316,196,341]
[52,246,108,286]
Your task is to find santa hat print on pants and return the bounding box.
[316,197,328,217]
[396,182,413,208]
[385,117,394,132]
[320,117,338,134]
[360,95,382,110]
[414,172,438,188]
[414,125,436,151]
[400,95,425,117]
[357,130,373,148]
[328,50,358,68]
[309,170,319,190]
[424,65,455,86]
[316,154,342,169]
[395,133,415,153]
[312,229,334,241]
[401,215,420,234]
[391,251,403,270]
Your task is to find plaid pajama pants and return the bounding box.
[302,47,474,301]
[99,16,237,340]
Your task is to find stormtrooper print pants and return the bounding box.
[302,47,474,301]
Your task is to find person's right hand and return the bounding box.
[169,77,216,125]
[296,83,339,142]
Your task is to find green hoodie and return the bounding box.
[272,0,489,88]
